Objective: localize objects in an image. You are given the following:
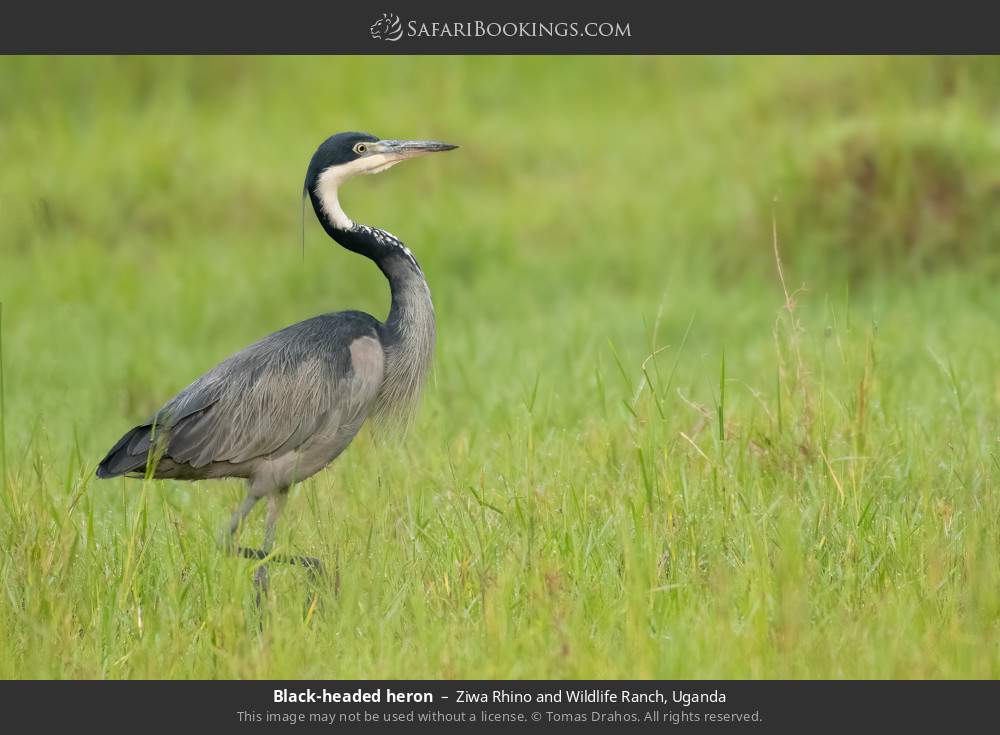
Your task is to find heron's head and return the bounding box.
[305,131,457,230]
[307,131,457,186]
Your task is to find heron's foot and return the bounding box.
[237,547,329,617]
[238,546,320,570]
[299,555,324,577]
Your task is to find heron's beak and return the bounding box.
[374,139,459,161]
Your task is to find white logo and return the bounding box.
[370,12,403,41]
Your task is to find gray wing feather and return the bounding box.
[155,313,383,470]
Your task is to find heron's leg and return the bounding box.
[222,492,261,554]
[237,491,324,574]
[262,492,287,552]
[228,486,326,617]
[251,492,287,595]
[244,491,327,615]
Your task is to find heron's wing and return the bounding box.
[158,312,385,470]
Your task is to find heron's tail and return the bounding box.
[96,424,153,478]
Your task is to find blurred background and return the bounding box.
[1,57,998,444]
[0,56,998,435]
[1,57,998,678]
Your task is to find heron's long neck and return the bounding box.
[309,186,436,425]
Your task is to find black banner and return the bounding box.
[1,0,998,53]
[1,680,995,732]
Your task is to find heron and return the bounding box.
[96,131,457,594]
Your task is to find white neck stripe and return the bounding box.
[315,166,354,230]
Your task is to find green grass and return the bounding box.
[0,56,998,678]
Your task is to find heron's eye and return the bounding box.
[354,143,368,155]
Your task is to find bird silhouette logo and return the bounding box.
[370,13,403,41]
